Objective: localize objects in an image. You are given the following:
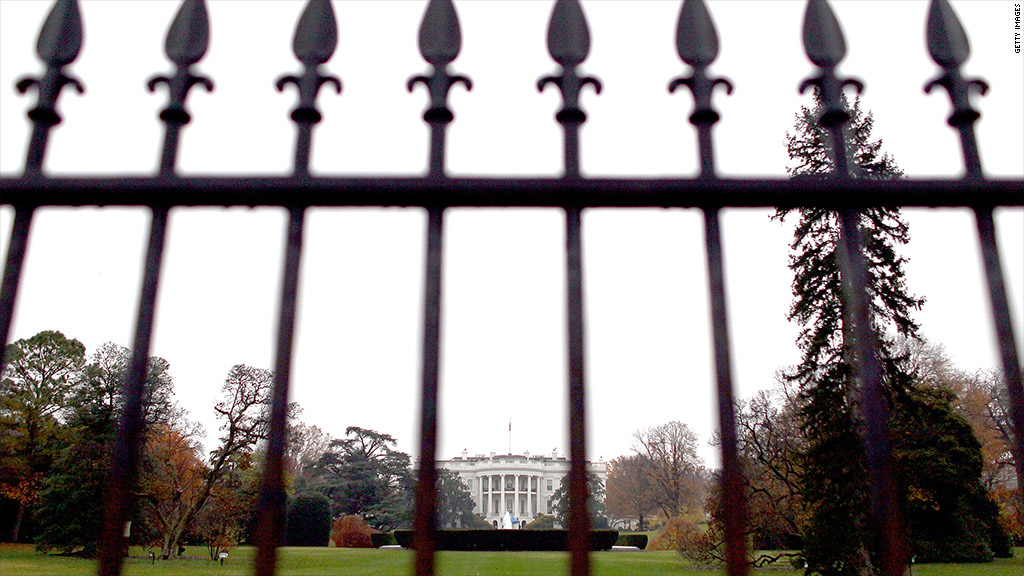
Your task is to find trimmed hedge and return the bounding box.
[286,493,331,547]
[615,533,648,549]
[370,532,397,548]
[393,529,619,551]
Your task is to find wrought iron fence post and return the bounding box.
[924,0,1024,527]
[799,3,906,575]
[254,2,341,574]
[670,2,746,574]
[1,0,84,369]
[98,2,213,574]
[406,1,472,573]
[538,1,601,574]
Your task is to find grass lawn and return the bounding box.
[2,544,1022,576]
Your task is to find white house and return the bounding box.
[437,449,607,527]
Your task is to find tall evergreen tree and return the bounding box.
[779,95,1005,576]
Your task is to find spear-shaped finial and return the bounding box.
[407,0,472,178]
[923,0,989,177]
[798,0,863,132]
[275,0,342,176]
[14,0,86,175]
[538,0,602,179]
[146,0,214,175]
[669,0,733,177]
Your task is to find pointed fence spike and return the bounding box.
[294,0,338,65]
[419,0,462,66]
[165,0,210,67]
[37,0,83,67]
[927,0,969,68]
[802,0,846,67]
[547,0,590,67]
[676,0,719,67]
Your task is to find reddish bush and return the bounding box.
[330,515,374,548]
[649,516,701,551]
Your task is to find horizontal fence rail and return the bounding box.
[1,1,1022,576]
[2,177,1021,209]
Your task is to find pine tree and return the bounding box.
[779,95,1005,576]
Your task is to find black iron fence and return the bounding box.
[1,1,1021,576]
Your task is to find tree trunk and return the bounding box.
[160,532,173,560]
[11,500,25,542]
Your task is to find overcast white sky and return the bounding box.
[1,0,1021,469]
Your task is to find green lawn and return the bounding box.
[2,544,1022,576]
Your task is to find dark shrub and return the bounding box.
[615,533,648,549]
[370,532,397,548]
[286,493,330,547]
[523,514,555,530]
[467,514,496,529]
[393,529,618,551]
[331,515,373,548]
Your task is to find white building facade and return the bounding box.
[437,450,607,527]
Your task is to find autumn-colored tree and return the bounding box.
[284,420,332,493]
[735,376,806,549]
[137,364,284,559]
[191,452,259,560]
[1,331,86,541]
[957,371,1023,543]
[605,454,658,530]
[137,417,209,558]
[632,421,705,520]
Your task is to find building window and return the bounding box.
[482,476,488,492]
[520,498,526,515]
[531,476,538,493]
[546,479,553,491]
[505,476,514,491]
[519,476,528,491]
[467,478,473,491]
